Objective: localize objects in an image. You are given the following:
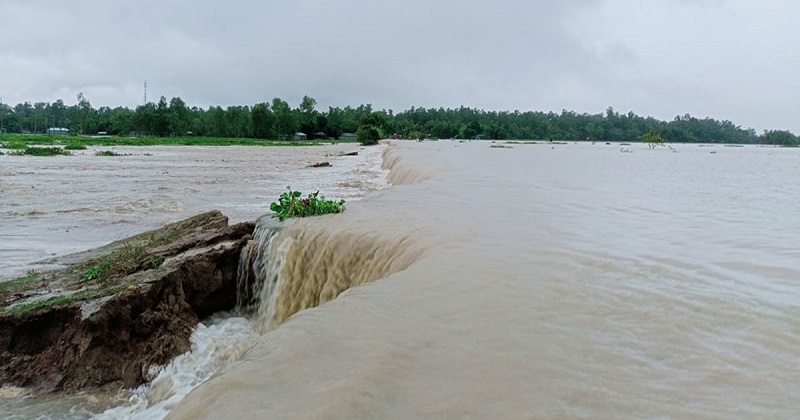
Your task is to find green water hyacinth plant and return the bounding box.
[270,187,345,221]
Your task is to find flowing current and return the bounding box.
[0,143,389,418]
[4,141,800,418]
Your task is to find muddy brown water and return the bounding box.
[3,141,800,418]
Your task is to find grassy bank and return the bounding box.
[0,134,354,148]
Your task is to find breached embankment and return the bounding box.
[2,142,440,418]
[0,211,254,394]
[165,142,448,419]
[165,141,800,419]
[234,143,435,331]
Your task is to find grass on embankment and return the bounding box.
[0,134,354,148]
[1,227,183,316]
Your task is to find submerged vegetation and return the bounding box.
[64,141,87,150]
[8,146,71,156]
[641,130,666,149]
[94,150,129,156]
[269,187,345,221]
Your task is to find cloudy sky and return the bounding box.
[1,0,798,132]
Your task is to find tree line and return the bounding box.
[0,94,796,146]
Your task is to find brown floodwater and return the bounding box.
[0,144,384,279]
[0,143,387,419]
[170,141,800,419]
[3,141,800,419]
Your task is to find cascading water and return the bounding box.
[94,314,257,420]
[237,209,427,332]
[5,142,427,419]
[235,216,284,313]
[65,144,397,419]
[89,143,426,420]
[229,145,431,332]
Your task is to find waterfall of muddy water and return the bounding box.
[168,141,800,419]
[0,144,389,419]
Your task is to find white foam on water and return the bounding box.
[94,315,257,420]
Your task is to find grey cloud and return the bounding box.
[1,0,797,132]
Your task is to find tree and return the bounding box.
[252,102,275,139]
[109,107,134,135]
[204,106,228,137]
[168,97,191,136]
[153,96,170,136]
[77,92,92,134]
[133,102,157,135]
[49,99,69,129]
[271,98,295,140]
[640,130,665,149]
[225,105,252,138]
[33,102,47,133]
[298,95,318,137]
[14,102,33,133]
[357,124,381,145]
[760,130,798,146]
[0,97,4,133]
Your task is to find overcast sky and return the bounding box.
[1,0,798,132]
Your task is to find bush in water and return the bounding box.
[269,187,345,221]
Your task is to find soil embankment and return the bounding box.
[0,211,254,393]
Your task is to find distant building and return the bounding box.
[47,127,69,135]
[338,132,357,141]
[293,132,307,140]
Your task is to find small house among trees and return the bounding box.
[47,127,69,135]
[292,132,307,140]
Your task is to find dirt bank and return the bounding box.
[0,211,254,393]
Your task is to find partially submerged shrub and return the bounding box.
[357,124,381,146]
[10,147,71,156]
[95,150,122,156]
[270,187,345,221]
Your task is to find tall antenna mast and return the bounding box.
[143,80,148,105]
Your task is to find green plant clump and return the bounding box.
[83,263,110,282]
[357,124,381,146]
[11,147,71,156]
[95,150,122,156]
[64,142,88,150]
[641,130,666,149]
[270,187,345,221]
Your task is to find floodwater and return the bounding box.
[4,141,800,418]
[0,144,385,279]
[171,141,800,419]
[0,143,388,419]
